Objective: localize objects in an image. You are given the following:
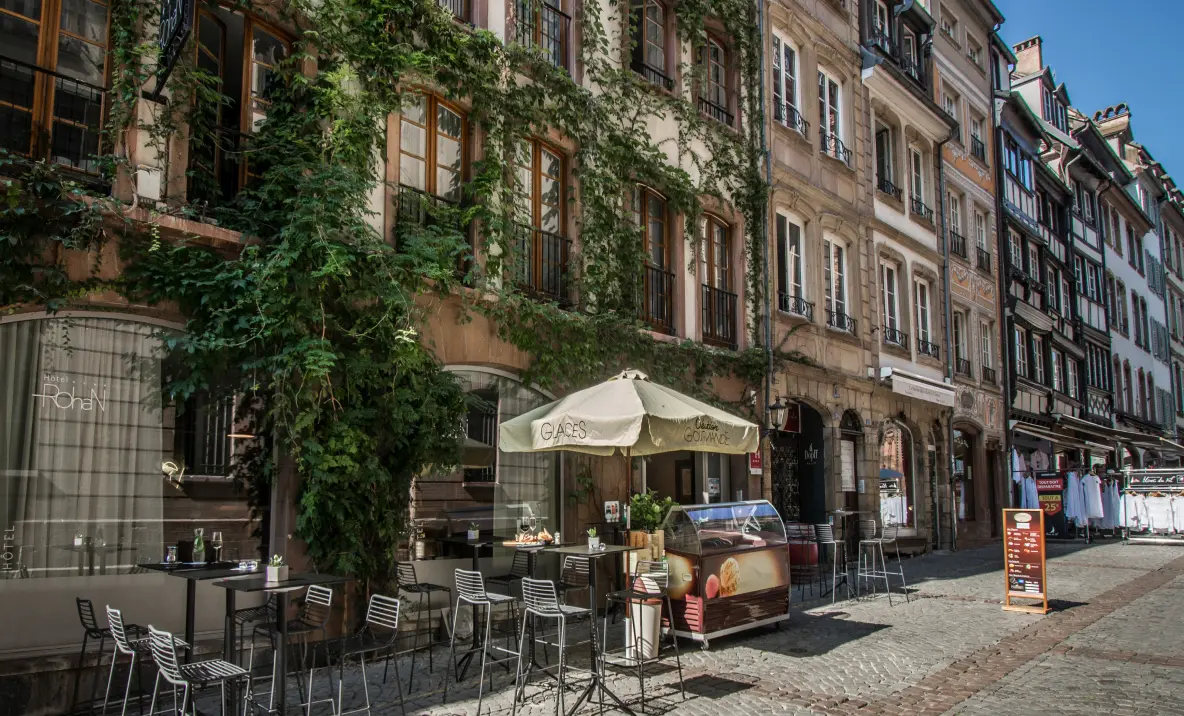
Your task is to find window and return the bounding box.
[776,214,805,313]
[966,36,983,66]
[1086,263,1098,301]
[1138,369,1147,418]
[1113,210,1124,257]
[953,311,967,362]
[1148,376,1156,422]
[824,238,849,322]
[771,34,800,128]
[942,87,960,140]
[1119,281,1129,333]
[1127,223,1140,270]
[1132,291,1142,345]
[1066,357,1078,399]
[875,124,894,187]
[1032,335,1045,384]
[880,261,900,335]
[701,214,732,292]
[901,29,919,78]
[633,186,674,331]
[1123,362,1133,413]
[1003,134,1032,190]
[400,95,466,202]
[817,69,843,158]
[1061,277,1071,321]
[910,148,925,202]
[515,0,569,69]
[1009,230,1023,270]
[974,210,987,250]
[697,35,731,122]
[914,279,932,344]
[1047,267,1060,314]
[1027,244,1040,280]
[981,321,993,372]
[948,193,961,234]
[1014,326,1028,378]
[874,0,891,40]
[940,5,958,43]
[631,0,671,85]
[1051,347,1063,393]
[515,140,566,296]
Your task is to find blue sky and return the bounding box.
[995,0,1184,181]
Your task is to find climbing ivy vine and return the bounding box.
[0,0,780,585]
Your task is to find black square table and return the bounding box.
[539,544,644,716]
[212,572,353,716]
[140,562,263,662]
[437,533,505,571]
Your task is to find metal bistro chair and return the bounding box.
[484,551,530,596]
[444,569,520,714]
[247,585,334,714]
[556,556,591,606]
[394,562,451,692]
[512,578,595,716]
[233,594,277,665]
[601,560,684,712]
[146,625,249,716]
[328,594,405,716]
[74,598,146,715]
[867,524,909,605]
[814,524,853,604]
[856,519,888,599]
[102,606,189,716]
[785,524,819,598]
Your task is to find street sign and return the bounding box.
[153,0,194,98]
[1002,508,1048,615]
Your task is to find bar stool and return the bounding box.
[813,524,852,604]
[102,606,188,716]
[601,560,684,712]
[247,585,333,713]
[233,594,276,665]
[444,569,519,714]
[146,626,250,716]
[856,519,887,598]
[485,551,530,596]
[556,556,591,606]
[74,598,145,715]
[869,525,909,605]
[329,594,404,716]
[512,578,595,716]
[394,562,451,692]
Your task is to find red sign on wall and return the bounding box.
[748,452,763,474]
[782,402,801,433]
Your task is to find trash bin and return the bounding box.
[626,597,662,661]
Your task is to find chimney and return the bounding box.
[1012,36,1043,77]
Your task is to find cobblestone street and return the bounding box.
[219,540,1184,716]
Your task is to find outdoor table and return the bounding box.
[437,533,502,571]
[212,572,353,716]
[829,509,873,597]
[140,562,260,662]
[53,543,137,576]
[543,543,644,716]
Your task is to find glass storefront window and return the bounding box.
[879,421,915,529]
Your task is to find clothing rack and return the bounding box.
[1121,467,1184,546]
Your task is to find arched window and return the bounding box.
[879,421,915,529]
[633,186,674,333]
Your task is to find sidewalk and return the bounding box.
[204,539,1184,715]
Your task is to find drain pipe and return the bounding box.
[936,137,955,551]
[756,0,773,425]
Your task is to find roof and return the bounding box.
[991,32,1017,63]
[1002,90,1051,145]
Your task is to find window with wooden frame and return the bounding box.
[515,139,568,300]
[1014,325,1028,378]
[1,0,110,174]
[515,0,569,70]
[771,32,802,132]
[776,213,806,316]
[696,34,732,125]
[399,94,466,202]
[188,10,289,202]
[633,186,675,332]
[630,0,672,89]
[701,214,735,346]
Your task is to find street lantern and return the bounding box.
[767,396,787,431]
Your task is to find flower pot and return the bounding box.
[467,529,480,541]
[266,565,289,583]
[587,536,601,550]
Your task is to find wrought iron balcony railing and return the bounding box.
[632,61,675,91]
[982,365,997,384]
[439,0,471,21]
[639,264,676,334]
[778,293,814,322]
[515,0,570,71]
[917,337,940,359]
[827,309,856,333]
[949,230,967,258]
[877,176,902,201]
[956,357,972,376]
[0,55,106,181]
[774,103,809,135]
[819,130,852,166]
[702,283,738,349]
[515,224,572,305]
[971,136,986,162]
[698,96,734,126]
[883,326,908,348]
[910,196,934,223]
[976,246,991,273]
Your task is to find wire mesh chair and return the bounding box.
[394,561,452,692]
[232,594,276,665]
[557,556,591,606]
[871,525,909,605]
[814,524,852,604]
[511,578,595,716]
[601,560,684,711]
[327,594,405,716]
[485,551,531,595]
[785,524,819,598]
[73,598,145,715]
[856,519,888,599]
[102,606,188,716]
[146,625,249,716]
[247,584,333,713]
[444,569,519,714]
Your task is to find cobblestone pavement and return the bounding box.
[200,538,1184,715]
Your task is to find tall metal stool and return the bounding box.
[484,551,530,596]
[814,524,852,604]
[102,606,188,716]
[394,562,451,692]
[74,598,145,715]
[511,578,595,716]
[444,569,519,714]
[601,560,684,712]
[232,594,276,665]
[247,584,333,713]
[329,594,404,716]
[856,519,887,598]
[556,556,591,606]
[869,525,909,605]
[146,626,250,716]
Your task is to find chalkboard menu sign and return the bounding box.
[153,0,194,97]
[1003,508,1047,614]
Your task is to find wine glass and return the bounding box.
[210,531,224,563]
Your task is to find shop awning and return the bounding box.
[882,368,956,407]
[1052,412,1119,440]
[1013,423,1089,450]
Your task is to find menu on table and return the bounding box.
[1002,508,1048,615]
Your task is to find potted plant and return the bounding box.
[467,522,480,541]
[587,527,601,550]
[629,490,676,559]
[266,554,288,583]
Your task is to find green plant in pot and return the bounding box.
[266,554,288,583]
[587,527,600,550]
[629,490,677,532]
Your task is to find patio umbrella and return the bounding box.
[498,369,759,456]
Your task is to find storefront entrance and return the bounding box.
[770,402,825,524]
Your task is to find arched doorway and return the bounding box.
[953,427,977,522]
[879,420,916,530]
[770,401,826,524]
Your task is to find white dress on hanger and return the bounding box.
[1082,474,1105,520]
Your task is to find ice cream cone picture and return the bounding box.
[719,557,741,597]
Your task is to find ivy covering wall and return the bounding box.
[0,0,773,584]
